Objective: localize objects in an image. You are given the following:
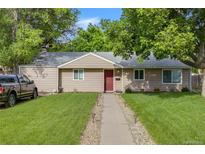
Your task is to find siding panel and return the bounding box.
[123,68,190,92]
[59,68,104,92]
[114,68,122,92]
[60,54,119,68]
[20,67,57,92]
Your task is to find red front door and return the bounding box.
[104,70,113,92]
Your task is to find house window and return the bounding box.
[162,69,182,83]
[134,69,144,80]
[73,69,84,80]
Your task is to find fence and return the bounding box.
[192,74,202,91]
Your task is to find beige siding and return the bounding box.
[59,68,104,92]
[59,54,119,69]
[122,68,191,92]
[114,68,123,92]
[19,65,191,93]
[20,67,57,92]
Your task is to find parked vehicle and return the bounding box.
[0,74,38,107]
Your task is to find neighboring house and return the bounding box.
[192,73,202,91]
[19,52,192,93]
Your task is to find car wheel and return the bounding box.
[32,89,38,99]
[6,93,16,107]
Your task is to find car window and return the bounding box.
[18,76,23,83]
[18,75,27,83]
[0,77,8,83]
[7,77,17,83]
[23,75,30,82]
[0,76,18,83]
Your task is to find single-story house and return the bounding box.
[19,52,192,93]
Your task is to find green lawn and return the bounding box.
[0,93,98,144]
[122,92,205,144]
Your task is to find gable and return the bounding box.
[58,53,122,68]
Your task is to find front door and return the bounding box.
[104,70,113,92]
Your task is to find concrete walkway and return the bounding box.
[100,93,135,145]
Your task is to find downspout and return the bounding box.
[121,67,124,92]
[56,67,59,93]
[190,68,192,91]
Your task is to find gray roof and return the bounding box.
[22,51,191,69]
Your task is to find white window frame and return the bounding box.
[73,69,84,80]
[133,69,145,80]
[162,69,182,84]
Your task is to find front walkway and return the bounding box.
[100,93,135,144]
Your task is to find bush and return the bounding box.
[140,89,144,92]
[181,87,190,92]
[170,88,176,92]
[125,87,132,93]
[154,88,160,92]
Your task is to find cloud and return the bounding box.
[76,17,100,30]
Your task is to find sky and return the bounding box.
[77,8,122,29]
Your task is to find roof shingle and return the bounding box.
[23,51,191,69]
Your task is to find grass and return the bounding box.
[0,93,98,144]
[122,92,205,144]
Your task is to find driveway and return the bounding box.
[100,93,135,144]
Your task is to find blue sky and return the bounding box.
[77,8,122,29]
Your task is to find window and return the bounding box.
[7,77,17,83]
[22,75,30,83]
[73,69,84,80]
[134,69,144,80]
[162,69,182,83]
[163,70,172,83]
[0,76,17,83]
[18,75,30,83]
[172,70,181,83]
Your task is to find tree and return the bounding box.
[0,23,43,72]
[0,9,78,72]
[19,8,79,51]
[65,20,114,52]
[107,9,205,96]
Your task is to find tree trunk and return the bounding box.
[11,9,18,41]
[201,69,205,97]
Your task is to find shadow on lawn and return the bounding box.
[0,99,29,110]
[0,96,43,110]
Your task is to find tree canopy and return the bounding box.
[65,19,114,52]
[64,8,205,95]
[103,8,205,96]
[67,9,205,70]
[0,8,78,72]
[106,9,204,69]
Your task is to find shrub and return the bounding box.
[181,87,190,92]
[154,88,160,92]
[125,87,132,93]
[140,89,144,92]
[170,88,176,92]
